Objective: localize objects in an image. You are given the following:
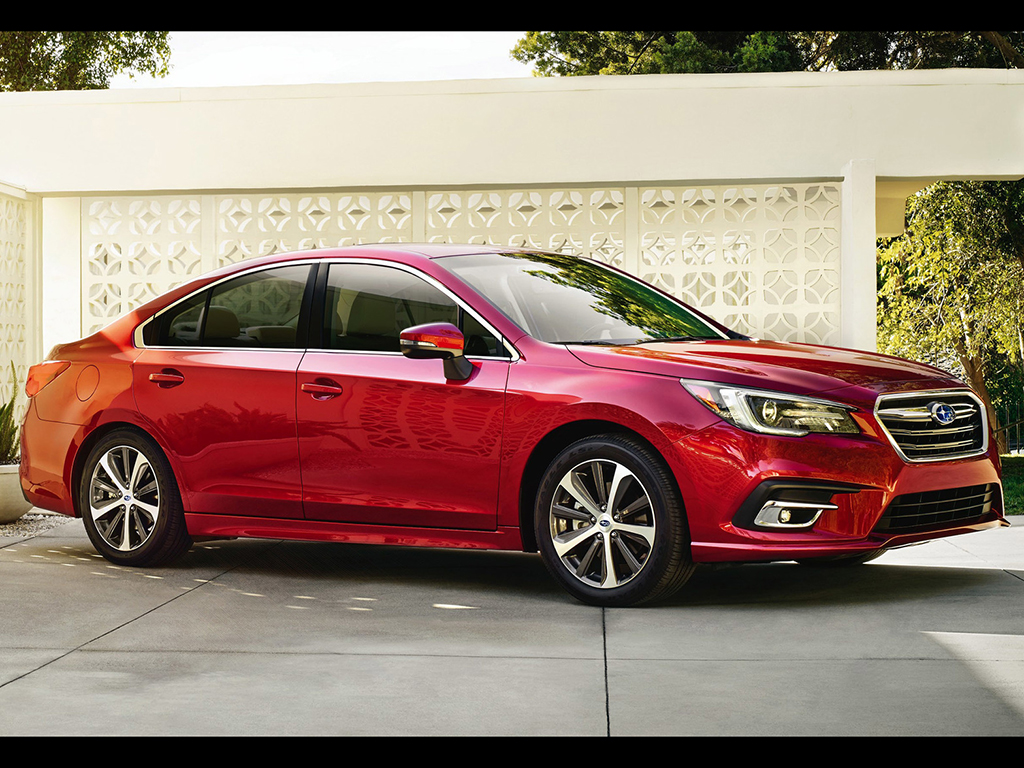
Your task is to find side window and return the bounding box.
[146,264,312,349]
[146,291,208,347]
[204,265,311,348]
[321,263,504,356]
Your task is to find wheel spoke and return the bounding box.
[129,455,151,497]
[89,498,121,521]
[615,521,656,549]
[552,503,591,522]
[99,454,128,495]
[574,536,601,578]
[553,523,599,559]
[591,461,607,505]
[134,479,158,498]
[103,507,125,539]
[557,473,602,518]
[93,477,121,497]
[606,463,634,516]
[119,510,134,551]
[134,501,159,521]
[614,535,644,574]
[600,535,617,588]
[620,494,651,517]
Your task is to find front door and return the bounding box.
[296,262,510,530]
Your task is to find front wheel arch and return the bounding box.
[519,420,684,554]
[533,432,695,606]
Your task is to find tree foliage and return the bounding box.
[511,31,1024,76]
[0,31,170,92]
[877,182,1024,449]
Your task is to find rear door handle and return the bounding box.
[301,379,344,400]
[149,369,185,387]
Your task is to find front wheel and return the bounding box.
[535,435,694,607]
[80,430,192,567]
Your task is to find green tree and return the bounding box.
[877,182,1024,452]
[511,31,1024,76]
[514,31,1024,439]
[511,31,804,75]
[0,31,170,92]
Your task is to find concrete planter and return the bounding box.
[0,463,31,524]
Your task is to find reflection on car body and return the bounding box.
[20,244,1007,606]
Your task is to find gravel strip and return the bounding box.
[0,510,76,539]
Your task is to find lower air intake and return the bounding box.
[873,483,999,533]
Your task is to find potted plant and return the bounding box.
[0,363,30,524]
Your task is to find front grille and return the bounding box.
[874,483,998,533]
[875,391,986,461]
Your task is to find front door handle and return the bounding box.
[301,379,344,400]
[149,369,185,388]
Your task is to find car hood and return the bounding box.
[566,339,967,404]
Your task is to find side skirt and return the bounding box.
[184,514,525,551]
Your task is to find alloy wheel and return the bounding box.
[549,458,656,589]
[88,445,161,552]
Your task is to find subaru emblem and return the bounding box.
[929,402,956,426]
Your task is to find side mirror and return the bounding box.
[399,322,474,381]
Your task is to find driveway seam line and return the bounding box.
[0,540,284,692]
[603,606,610,737]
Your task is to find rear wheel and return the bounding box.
[535,435,694,607]
[80,430,192,566]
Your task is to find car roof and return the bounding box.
[219,243,521,273]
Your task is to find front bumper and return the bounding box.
[669,419,1005,564]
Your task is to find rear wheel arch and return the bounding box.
[71,422,181,518]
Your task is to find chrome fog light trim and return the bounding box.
[753,500,837,529]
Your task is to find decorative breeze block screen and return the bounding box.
[82,183,840,343]
[0,192,29,396]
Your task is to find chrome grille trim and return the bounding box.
[874,389,988,463]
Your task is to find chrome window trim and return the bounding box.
[873,388,989,463]
[133,257,520,362]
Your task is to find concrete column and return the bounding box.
[41,197,81,353]
[840,159,877,352]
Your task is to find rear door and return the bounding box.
[134,263,314,519]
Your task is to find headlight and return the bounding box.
[680,380,860,436]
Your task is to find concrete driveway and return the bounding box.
[1,516,1023,736]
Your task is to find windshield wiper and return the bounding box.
[552,339,624,346]
[632,335,708,344]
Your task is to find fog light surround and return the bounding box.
[753,500,838,529]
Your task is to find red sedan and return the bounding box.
[19,245,1007,606]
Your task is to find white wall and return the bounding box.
[5,69,1023,355]
[1,70,1022,194]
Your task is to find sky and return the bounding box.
[108,32,534,89]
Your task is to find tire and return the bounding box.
[79,429,192,567]
[796,550,885,567]
[534,434,694,607]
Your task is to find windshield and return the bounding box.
[438,252,727,345]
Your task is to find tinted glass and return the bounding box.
[200,264,311,348]
[151,264,310,349]
[439,252,725,344]
[147,292,207,347]
[321,263,503,356]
